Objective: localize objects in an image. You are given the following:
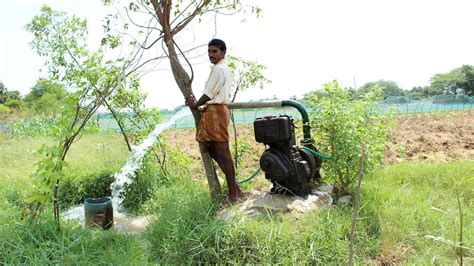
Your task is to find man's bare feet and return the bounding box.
[223,190,250,207]
[236,191,250,200]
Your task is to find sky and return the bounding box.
[1,0,474,109]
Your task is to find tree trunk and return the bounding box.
[150,0,222,202]
[164,37,222,202]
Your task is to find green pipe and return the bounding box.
[301,146,332,160]
[238,168,261,184]
[228,100,312,142]
[281,100,311,142]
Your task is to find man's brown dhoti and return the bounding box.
[196,104,230,142]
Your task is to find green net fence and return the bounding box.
[3,95,471,135]
[94,94,474,131]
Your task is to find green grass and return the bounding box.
[0,134,128,192]
[0,134,473,264]
[363,161,474,264]
[0,210,151,264]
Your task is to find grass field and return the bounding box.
[0,133,472,264]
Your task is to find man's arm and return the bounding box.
[185,94,211,109]
[185,65,222,108]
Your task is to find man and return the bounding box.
[185,39,243,203]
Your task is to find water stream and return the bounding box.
[110,107,191,207]
[63,108,191,233]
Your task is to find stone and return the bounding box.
[318,184,334,194]
[337,195,353,205]
[218,189,333,221]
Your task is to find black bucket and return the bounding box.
[84,197,114,229]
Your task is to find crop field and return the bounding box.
[0,110,473,264]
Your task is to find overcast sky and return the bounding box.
[1,0,474,109]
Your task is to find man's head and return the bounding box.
[208,39,226,64]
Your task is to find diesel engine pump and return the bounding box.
[254,114,322,196]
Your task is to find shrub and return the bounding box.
[308,81,389,195]
[120,139,195,213]
[0,104,10,115]
[4,99,25,110]
[58,172,115,209]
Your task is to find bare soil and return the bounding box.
[385,111,474,163]
[162,111,474,165]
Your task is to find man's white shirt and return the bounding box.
[203,59,233,104]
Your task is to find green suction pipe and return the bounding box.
[227,100,312,142]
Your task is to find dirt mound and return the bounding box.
[163,111,474,164]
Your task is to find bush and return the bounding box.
[4,99,25,110]
[122,140,195,212]
[58,172,115,209]
[308,81,389,195]
[0,104,10,115]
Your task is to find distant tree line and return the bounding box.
[0,78,173,118]
[2,64,473,118]
[302,64,474,103]
[0,79,73,117]
[0,81,23,116]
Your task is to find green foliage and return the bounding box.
[308,81,389,194]
[227,55,271,101]
[24,5,129,221]
[357,80,405,99]
[24,79,63,102]
[231,138,259,180]
[0,81,6,104]
[24,144,67,207]
[0,80,22,107]
[24,79,72,115]
[5,90,21,100]
[430,64,474,96]
[120,153,166,212]
[58,172,114,209]
[4,99,24,110]
[122,140,194,212]
[10,116,99,137]
[109,77,163,142]
[0,104,10,115]
[26,6,88,82]
[301,90,327,105]
[406,85,442,99]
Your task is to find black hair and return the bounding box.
[208,39,227,51]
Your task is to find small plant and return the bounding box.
[308,81,389,195]
[231,138,259,178]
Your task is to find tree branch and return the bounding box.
[349,143,365,266]
[172,0,210,36]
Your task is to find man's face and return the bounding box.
[208,45,225,64]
